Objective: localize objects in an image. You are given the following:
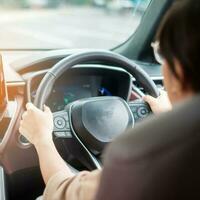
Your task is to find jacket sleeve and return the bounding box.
[43,170,101,200]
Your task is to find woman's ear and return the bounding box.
[172,59,193,100]
[174,59,185,91]
[162,59,186,104]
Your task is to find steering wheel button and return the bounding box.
[57,121,62,125]
[54,131,72,138]
[141,109,146,114]
[65,131,72,137]
[138,107,149,118]
[54,117,66,129]
[66,122,70,129]
[129,105,137,113]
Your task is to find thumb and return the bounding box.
[159,89,167,96]
[143,95,157,106]
[43,105,52,114]
[26,102,39,112]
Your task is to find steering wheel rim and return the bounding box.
[33,50,159,170]
[34,50,159,109]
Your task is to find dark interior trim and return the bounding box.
[114,0,174,61]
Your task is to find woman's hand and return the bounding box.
[143,90,172,114]
[19,103,73,184]
[19,103,54,146]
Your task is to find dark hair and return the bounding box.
[156,0,200,92]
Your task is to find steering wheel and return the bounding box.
[34,50,159,170]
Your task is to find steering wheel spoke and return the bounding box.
[53,110,72,139]
[132,83,145,98]
[128,99,152,122]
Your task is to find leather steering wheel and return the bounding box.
[34,50,159,170]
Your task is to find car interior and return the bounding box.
[0,0,178,199]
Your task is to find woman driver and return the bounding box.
[19,0,200,199]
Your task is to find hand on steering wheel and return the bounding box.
[33,50,159,170]
[143,90,172,114]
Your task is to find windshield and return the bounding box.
[0,0,151,50]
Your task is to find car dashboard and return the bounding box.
[24,66,132,112]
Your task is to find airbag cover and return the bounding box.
[71,97,134,153]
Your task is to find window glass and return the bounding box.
[0,0,151,49]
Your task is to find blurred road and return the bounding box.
[0,6,141,50]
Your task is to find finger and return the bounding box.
[19,127,31,143]
[159,89,167,96]
[26,102,33,110]
[19,121,26,130]
[19,126,27,136]
[19,120,28,129]
[19,120,23,126]
[20,115,33,128]
[21,111,28,120]
[26,103,38,112]
[20,118,33,130]
[44,105,52,114]
[143,95,157,105]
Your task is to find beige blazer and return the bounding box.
[43,170,101,200]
